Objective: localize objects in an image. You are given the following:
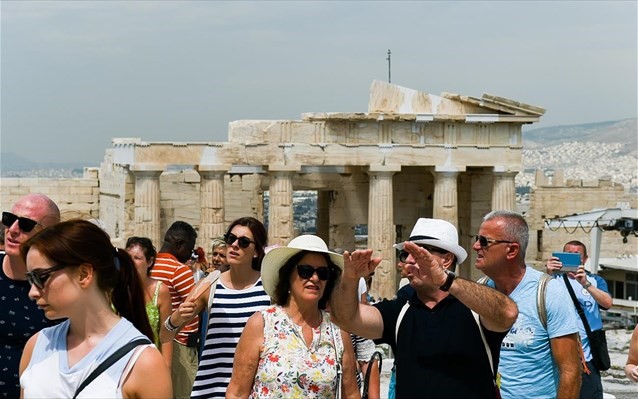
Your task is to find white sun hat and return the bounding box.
[261,235,344,297]
[393,218,467,265]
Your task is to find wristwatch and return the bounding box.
[439,269,457,292]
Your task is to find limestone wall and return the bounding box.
[1,169,100,221]
[526,175,638,266]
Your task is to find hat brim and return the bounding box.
[393,239,467,265]
[261,247,344,298]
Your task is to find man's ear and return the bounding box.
[442,253,455,269]
[505,243,520,261]
[77,263,94,287]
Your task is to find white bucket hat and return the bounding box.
[261,235,344,297]
[393,218,467,265]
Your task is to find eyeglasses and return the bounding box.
[190,251,199,261]
[25,264,69,289]
[224,233,255,249]
[2,211,41,233]
[474,234,514,248]
[398,244,448,263]
[296,264,331,281]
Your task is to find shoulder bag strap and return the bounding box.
[395,301,410,343]
[537,274,552,330]
[361,351,383,399]
[472,311,495,378]
[73,338,151,399]
[203,272,221,339]
[562,274,593,334]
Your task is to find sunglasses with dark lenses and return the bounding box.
[474,235,514,248]
[296,264,331,281]
[224,233,255,249]
[25,264,69,290]
[398,244,448,263]
[2,211,40,233]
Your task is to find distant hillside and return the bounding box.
[0,152,93,175]
[523,118,637,154]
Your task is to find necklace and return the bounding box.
[283,307,323,351]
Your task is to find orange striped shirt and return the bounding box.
[150,253,198,346]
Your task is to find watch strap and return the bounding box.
[439,269,456,292]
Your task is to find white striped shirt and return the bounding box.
[191,278,270,398]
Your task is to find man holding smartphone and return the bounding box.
[546,240,613,399]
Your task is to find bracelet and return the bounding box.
[164,315,180,332]
[583,281,592,289]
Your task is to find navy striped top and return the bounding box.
[191,277,270,398]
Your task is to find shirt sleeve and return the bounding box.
[545,278,580,339]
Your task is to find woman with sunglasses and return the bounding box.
[226,235,360,398]
[18,219,171,398]
[166,217,270,398]
[126,236,173,369]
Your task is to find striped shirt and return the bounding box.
[191,278,270,398]
[150,253,198,346]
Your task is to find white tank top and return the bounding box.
[20,318,152,399]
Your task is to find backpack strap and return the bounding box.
[73,338,151,399]
[395,301,410,344]
[536,273,552,330]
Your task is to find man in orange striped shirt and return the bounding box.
[151,221,198,399]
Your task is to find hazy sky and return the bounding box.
[1,1,636,165]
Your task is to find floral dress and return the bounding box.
[250,305,344,398]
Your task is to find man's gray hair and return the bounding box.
[484,210,529,258]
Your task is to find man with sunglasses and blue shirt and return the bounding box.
[331,217,519,399]
[1,193,60,398]
[475,210,582,399]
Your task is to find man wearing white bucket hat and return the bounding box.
[331,218,519,398]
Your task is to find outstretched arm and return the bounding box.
[330,250,384,340]
[626,324,638,382]
[403,241,518,332]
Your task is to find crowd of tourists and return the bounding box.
[1,192,638,398]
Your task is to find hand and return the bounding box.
[571,265,586,284]
[342,249,382,280]
[176,300,197,325]
[402,241,448,287]
[627,365,638,382]
[546,256,562,275]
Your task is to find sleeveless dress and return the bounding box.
[145,281,162,347]
[20,318,152,399]
[191,278,270,398]
[250,305,345,398]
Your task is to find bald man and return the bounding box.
[1,194,61,398]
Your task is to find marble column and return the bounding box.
[196,165,228,257]
[130,165,163,247]
[432,167,459,228]
[268,169,296,246]
[328,189,356,253]
[316,191,330,244]
[492,167,517,211]
[367,165,400,300]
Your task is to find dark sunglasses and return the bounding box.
[25,264,69,290]
[474,234,514,248]
[398,244,448,263]
[224,233,255,249]
[2,211,40,233]
[296,264,331,281]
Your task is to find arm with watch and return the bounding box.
[402,241,518,333]
[574,266,613,310]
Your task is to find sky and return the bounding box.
[1,1,636,166]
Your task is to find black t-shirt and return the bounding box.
[374,291,507,399]
[0,254,59,398]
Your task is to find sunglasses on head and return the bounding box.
[25,264,69,290]
[296,264,331,281]
[224,233,255,249]
[398,244,448,263]
[474,234,514,248]
[2,211,40,233]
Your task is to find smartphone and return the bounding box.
[552,252,581,273]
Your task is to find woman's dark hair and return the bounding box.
[273,250,342,310]
[126,236,157,276]
[21,219,154,341]
[225,217,267,271]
